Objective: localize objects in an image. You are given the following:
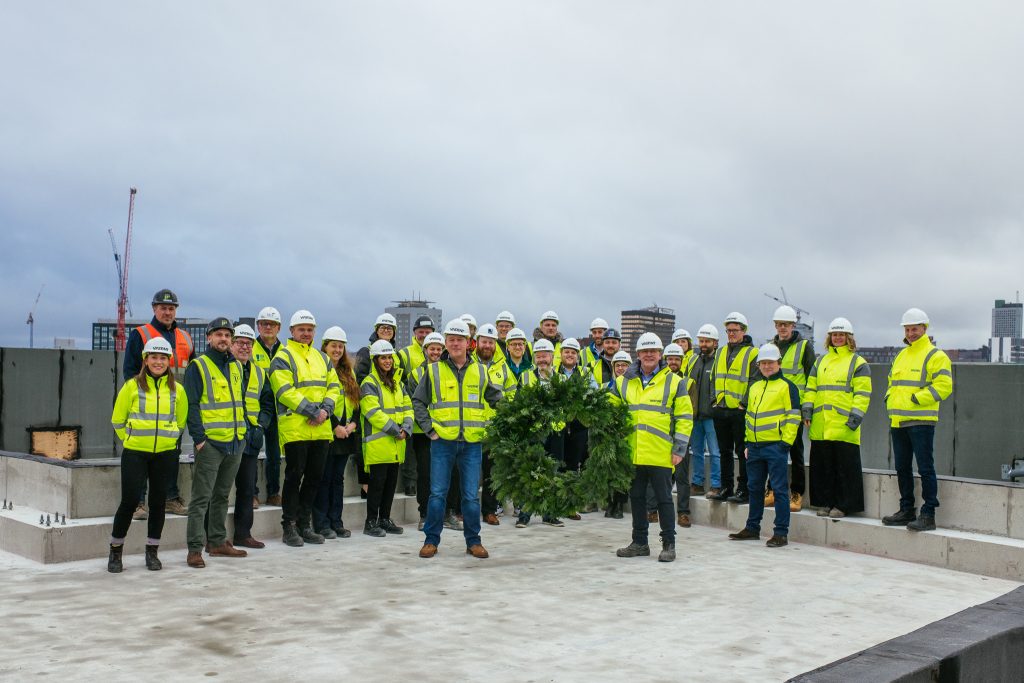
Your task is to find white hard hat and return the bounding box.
[635,332,663,351]
[374,313,397,328]
[723,312,748,328]
[540,310,560,324]
[290,310,316,327]
[443,319,471,337]
[757,343,782,362]
[663,343,684,357]
[322,326,348,343]
[506,328,527,342]
[827,317,854,335]
[562,338,581,352]
[233,324,257,341]
[901,308,929,326]
[142,337,173,357]
[459,313,478,328]
[613,350,632,364]
[589,317,609,330]
[369,340,395,357]
[256,307,281,324]
[672,328,692,342]
[496,311,516,324]
[696,324,720,341]
[477,323,499,339]
[533,339,554,354]
[772,305,798,323]
[423,332,445,348]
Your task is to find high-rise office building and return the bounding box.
[620,306,675,354]
[92,318,212,353]
[386,297,443,348]
[990,299,1024,363]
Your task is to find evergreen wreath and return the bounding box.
[486,371,634,517]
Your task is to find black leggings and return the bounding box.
[111,449,178,543]
[366,462,400,522]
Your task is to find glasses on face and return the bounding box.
[233,340,253,348]
[726,328,742,335]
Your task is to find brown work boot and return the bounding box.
[568,512,582,521]
[252,496,259,510]
[728,527,760,541]
[132,502,148,520]
[789,492,803,512]
[647,511,659,523]
[208,542,247,558]
[677,513,691,528]
[764,490,775,506]
[690,484,705,495]
[186,551,205,568]
[234,537,265,549]
[266,494,282,506]
[419,544,438,558]
[466,544,489,559]
[164,497,187,516]
[483,513,500,526]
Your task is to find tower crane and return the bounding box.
[763,287,812,323]
[114,188,137,352]
[26,284,45,348]
[108,228,133,318]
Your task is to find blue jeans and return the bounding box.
[745,442,790,537]
[690,418,721,488]
[313,450,350,531]
[891,425,939,516]
[423,439,482,548]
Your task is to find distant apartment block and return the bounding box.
[990,299,1024,363]
[620,306,675,354]
[386,296,443,349]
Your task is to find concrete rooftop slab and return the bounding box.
[0,515,1017,682]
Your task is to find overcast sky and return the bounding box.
[2,2,1023,350]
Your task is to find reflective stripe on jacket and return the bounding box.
[112,373,187,452]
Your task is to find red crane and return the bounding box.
[114,187,137,352]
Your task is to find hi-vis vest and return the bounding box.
[714,344,758,408]
[779,338,810,399]
[744,375,800,445]
[242,363,266,427]
[360,365,413,469]
[613,366,693,469]
[269,341,340,444]
[111,373,187,453]
[426,360,489,442]
[482,357,517,411]
[886,336,953,427]
[398,342,425,374]
[683,350,698,376]
[252,338,280,373]
[137,324,193,371]
[803,345,871,445]
[192,355,247,443]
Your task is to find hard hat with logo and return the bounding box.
[142,337,173,357]
[369,340,395,357]
[207,317,233,335]
[540,310,560,324]
[672,328,692,342]
[506,328,527,342]
[697,324,719,341]
[589,317,609,331]
[151,289,179,307]
[663,343,684,357]
[827,318,854,335]
[496,311,516,324]
[423,332,445,348]
[723,312,748,328]
[413,315,434,330]
[757,343,782,362]
[533,339,554,354]
[635,332,663,351]
[459,313,478,328]
[772,305,798,323]
[613,350,632,364]
[233,324,257,341]
[477,323,499,339]
[443,319,471,337]
[256,307,281,324]
[375,313,397,329]
[562,338,581,352]
[901,308,929,326]
[322,326,348,343]
[604,328,622,341]
[290,310,316,327]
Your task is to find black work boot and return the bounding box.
[658,540,676,562]
[380,518,404,535]
[144,544,162,571]
[616,542,650,558]
[364,520,386,537]
[907,515,936,532]
[300,527,325,544]
[882,508,917,526]
[107,544,123,573]
[282,522,304,547]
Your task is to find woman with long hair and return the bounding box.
[805,318,872,518]
[359,340,413,537]
[107,337,188,572]
[313,326,360,538]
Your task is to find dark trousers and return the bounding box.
[112,449,177,543]
[281,440,329,529]
[232,453,259,541]
[563,420,589,472]
[630,465,674,544]
[767,423,806,495]
[400,439,418,489]
[647,450,690,515]
[352,449,370,487]
[366,462,400,523]
[809,440,865,514]
[891,425,939,516]
[481,449,499,516]
[313,442,353,531]
[714,411,746,496]
[261,419,281,497]
[138,446,181,503]
[412,434,433,518]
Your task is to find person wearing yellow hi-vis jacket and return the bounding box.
[713,312,761,504]
[881,308,953,532]
[359,340,414,538]
[611,332,693,564]
[269,310,342,548]
[803,318,871,518]
[407,332,449,529]
[728,343,801,548]
[108,336,188,573]
[475,324,518,526]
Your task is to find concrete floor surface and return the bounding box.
[0,515,1017,682]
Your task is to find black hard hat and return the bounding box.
[152,289,180,306]
[414,315,435,330]
[604,328,622,340]
[206,317,233,335]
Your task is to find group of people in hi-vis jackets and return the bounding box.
[105,288,953,572]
